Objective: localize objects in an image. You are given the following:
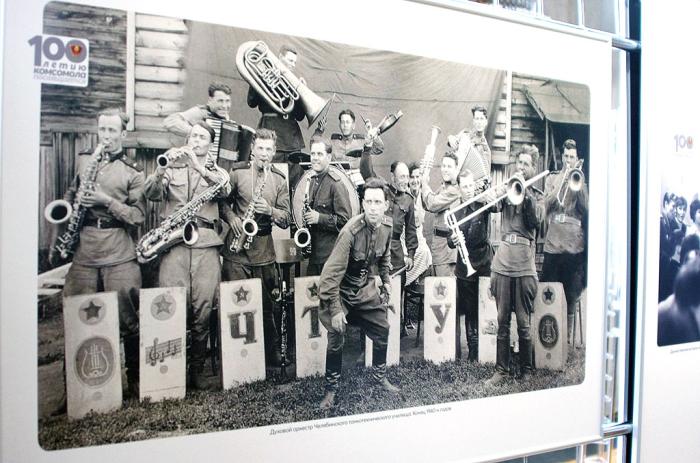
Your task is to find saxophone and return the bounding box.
[136,163,230,264]
[229,165,269,253]
[293,177,312,257]
[44,144,104,260]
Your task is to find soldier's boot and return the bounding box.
[264,309,282,367]
[518,338,533,381]
[486,338,510,387]
[466,325,479,362]
[320,351,342,410]
[567,313,575,345]
[372,364,401,394]
[190,339,218,391]
[123,334,140,399]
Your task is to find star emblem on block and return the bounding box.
[234,286,250,304]
[154,295,172,315]
[307,282,319,300]
[83,300,102,320]
[542,286,555,305]
[434,281,447,299]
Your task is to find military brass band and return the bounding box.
[45,41,588,412]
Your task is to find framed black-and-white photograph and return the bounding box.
[1,1,611,462]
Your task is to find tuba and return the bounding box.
[136,164,230,264]
[236,41,331,127]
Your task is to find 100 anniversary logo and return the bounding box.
[28,34,89,87]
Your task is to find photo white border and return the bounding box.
[1,0,611,461]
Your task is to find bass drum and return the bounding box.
[292,165,361,228]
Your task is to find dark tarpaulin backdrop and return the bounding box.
[182,20,504,185]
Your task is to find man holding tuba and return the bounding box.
[303,135,353,276]
[144,121,231,391]
[220,128,291,367]
[246,44,306,189]
[51,108,145,399]
[485,145,542,386]
[541,138,588,345]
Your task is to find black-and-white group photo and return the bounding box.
[658,166,700,346]
[36,1,591,449]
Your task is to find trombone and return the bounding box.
[556,160,584,205]
[444,170,550,272]
[445,170,550,228]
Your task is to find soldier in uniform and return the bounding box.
[542,139,588,345]
[318,177,400,410]
[421,152,461,277]
[330,109,384,181]
[143,121,231,390]
[53,108,146,398]
[163,82,232,144]
[447,170,494,361]
[485,145,541,386]
[448,104,492,180]
[303,135,353,276]
[220,128,291,366]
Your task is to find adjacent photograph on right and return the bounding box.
[658,142,700,346]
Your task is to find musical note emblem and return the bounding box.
[146,337,183,366]
[75,337,115,387]
[539,315,559,348]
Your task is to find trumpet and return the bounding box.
[156,147,189,169]
[293,177,312,256]
[556,160,584,205]
[445,169,550,236]
[419,126,441,179]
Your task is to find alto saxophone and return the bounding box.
[136,163,230,264]
[293,177,312,257]
[44,144,105,260]
[229,165,269,253]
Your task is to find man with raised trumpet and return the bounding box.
[50,108,146,398]
[542,138,588,345]
[485,145,542,386]
[447,170,494,361]
[220,128,291,367]
[144,121,231,391]
[318,177,400,409]
[303,135,352,276]
[421,152,462,277]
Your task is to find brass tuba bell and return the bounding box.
[235,41,331,128]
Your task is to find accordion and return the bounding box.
[205,118,255,162]
[458,141,490,191]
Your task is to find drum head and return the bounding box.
[292,165,361,227]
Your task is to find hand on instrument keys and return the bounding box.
[229,216,243,236]
[303,208,320,225]
[404,256,414,272]
[79,188,113,208]
[252,196,272,216]
[331,312,347,334]
[185,147,207,176]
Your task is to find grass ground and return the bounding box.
[38,308,585,450]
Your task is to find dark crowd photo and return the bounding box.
[36,1,592,449]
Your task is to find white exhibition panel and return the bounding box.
[0,0,609,462]
[636,1,700,461]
